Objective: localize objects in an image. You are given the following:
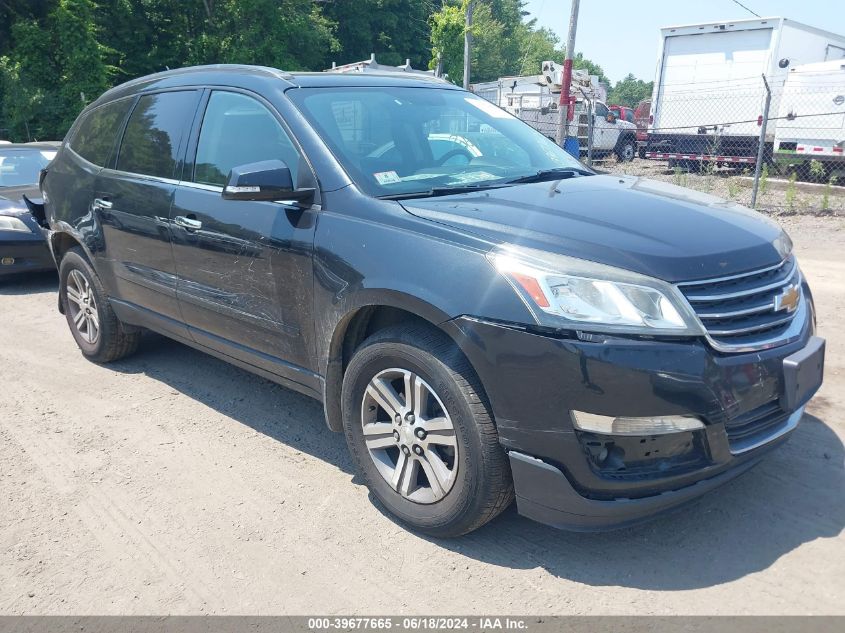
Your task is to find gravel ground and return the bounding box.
[1,215,843,616]
[599,157,845,216]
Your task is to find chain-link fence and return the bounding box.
[480,69,845,215]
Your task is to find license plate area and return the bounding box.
[781,336,825,411]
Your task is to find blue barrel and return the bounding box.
[563,136,580,159]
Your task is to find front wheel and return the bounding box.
[341,325,513,537]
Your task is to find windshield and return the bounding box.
[0,148,56,188]
[288,86,587,198]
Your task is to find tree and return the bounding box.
[429,0,604,87]
[322,0,433,69]
[0,0,109,140]
[607,73,653,107]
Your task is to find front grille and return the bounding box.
[677,257,802,351]
[724,400,790,449]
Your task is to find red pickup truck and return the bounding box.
[610,103,651,158]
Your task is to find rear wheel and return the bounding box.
[59,247,141,362]
[342,324,513,537]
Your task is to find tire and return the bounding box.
[638,145,646,159]
[616,137,636,162]
[59,247,141,362]
[341,324,513,537]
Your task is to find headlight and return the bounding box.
[0,216,31,233]
[488,244,704,335]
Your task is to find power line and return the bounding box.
[730,0,761,18]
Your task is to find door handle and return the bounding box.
[93,197,113,210]
[174,215,202,230]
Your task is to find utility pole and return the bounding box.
[463,0,476,90]
[555,0,580,146]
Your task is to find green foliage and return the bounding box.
[785,172,798,212]
[322,0,432,68]
[607,73,653,107]
[822,175,837,211]
[0,0,110,140]
[672,166,688,189]
[727,176,741,200]
[759,163,770,197]
[429,0,605,87]
[808,159,825,182]
[0,0,637,141]
[430,2,466,82]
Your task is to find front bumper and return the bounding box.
[443,312,823,531]
[0,231,53,277]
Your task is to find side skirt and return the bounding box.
[109,297,324,403]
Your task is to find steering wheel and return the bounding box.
[435,148,474,166]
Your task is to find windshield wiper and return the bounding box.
[504,167,593,185]
[378,183,509,200]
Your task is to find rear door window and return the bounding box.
[117,91,198,179]
[69,98,133,167]
[193,91,300,187]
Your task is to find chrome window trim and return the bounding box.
[99,167,180,186]
[179,181,223,193]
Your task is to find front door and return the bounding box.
[593,102,619,150]
[96,90,200,337]
[170,90,317,383]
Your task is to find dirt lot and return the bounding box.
[1,214,843,615]
[603,158,845,217]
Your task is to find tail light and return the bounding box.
[649,115,653,124]
[757,115,763,126]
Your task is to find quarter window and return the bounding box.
[117,91,197,179]
[193,91,299,187]
[69,98,132,167]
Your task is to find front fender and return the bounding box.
[312,192,536,431]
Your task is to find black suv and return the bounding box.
[41,65,824,536]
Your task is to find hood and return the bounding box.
[401,175,788,283]
[0,184,40,217]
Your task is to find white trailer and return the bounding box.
[646,17,845,166]
[773,59,845,173]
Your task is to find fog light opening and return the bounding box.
[572,411,704,435]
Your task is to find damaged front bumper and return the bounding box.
[443,314,824,531]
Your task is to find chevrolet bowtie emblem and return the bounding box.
[774,284,800,313]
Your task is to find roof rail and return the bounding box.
[325,53,444,80]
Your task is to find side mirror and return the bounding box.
[606,113,617,123]
[222,159,314,204]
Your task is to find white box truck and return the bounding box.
[773,59,845,176]
[646,17,845,168]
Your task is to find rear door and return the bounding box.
[170,89,317,380]
[95,90,201,336]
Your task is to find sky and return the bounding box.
[523,0,845,84]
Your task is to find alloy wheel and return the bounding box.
[361,368,458,504]
[66,269,100,344]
